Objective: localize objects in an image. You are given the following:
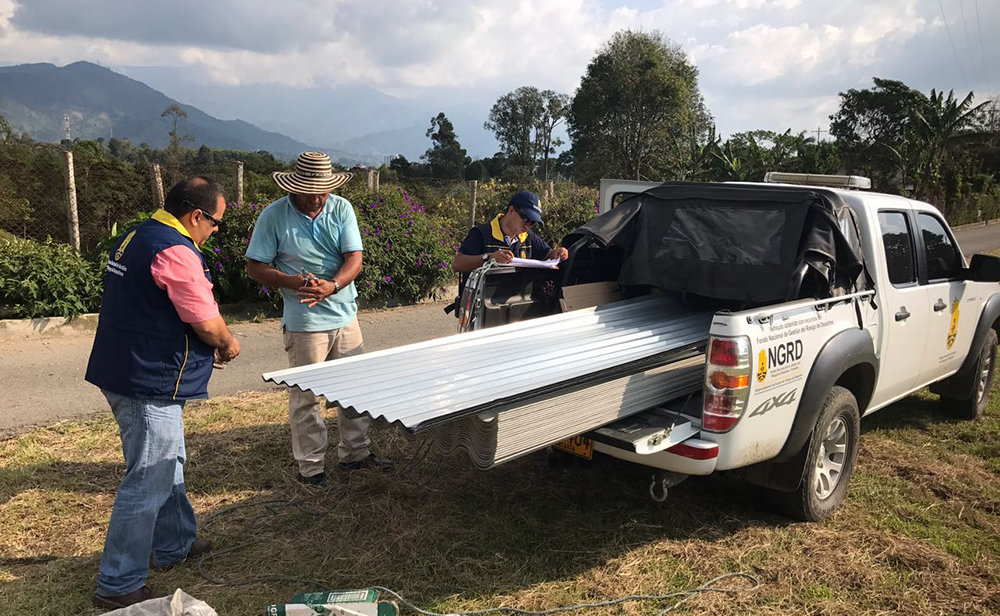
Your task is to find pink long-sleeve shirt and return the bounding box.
[149,245,220,324]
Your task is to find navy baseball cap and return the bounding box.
[509,190,543,223]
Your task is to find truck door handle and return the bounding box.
[895,308,911,322]
[933,300,947,312]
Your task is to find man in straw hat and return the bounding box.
[247,152,391,485]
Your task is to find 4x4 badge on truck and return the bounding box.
[749,389,797,417]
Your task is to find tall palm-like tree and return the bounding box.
[910,90,988,202]
[672,124,722,181]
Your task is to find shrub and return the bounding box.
[352,188,458,304]
[0,237,103,319]
[432,179,600,247]
[542,183,601,247]
[202,200,278,308]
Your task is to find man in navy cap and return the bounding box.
[452,190,568,281]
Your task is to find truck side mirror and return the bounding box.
[968,254,1000,282]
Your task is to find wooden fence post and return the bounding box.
[545,180,555,200]
[62,150,80,252]
[236,161,244,206]
[468,180,478,228]
[150,163,165,209]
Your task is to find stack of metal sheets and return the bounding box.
[423,355,705,468]
[263,296,712,467]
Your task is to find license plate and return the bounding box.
[552,436,593,460]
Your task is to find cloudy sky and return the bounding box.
[1,0,997,151]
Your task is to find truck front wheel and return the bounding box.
[942,328,997,420]
[777,386,860,522]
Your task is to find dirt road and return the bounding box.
[0,301,458,434]
[954,221,1000,256]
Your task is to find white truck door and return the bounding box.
[868,210,929,408]
[914,211,975,385]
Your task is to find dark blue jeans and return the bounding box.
[96,390,196,597]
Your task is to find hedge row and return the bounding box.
[0,181,599,319]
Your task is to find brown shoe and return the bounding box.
[151,538,213,570]
[93,585,163,610]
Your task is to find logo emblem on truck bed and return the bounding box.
[756,340,804,384]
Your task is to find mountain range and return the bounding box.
[0,61,502,164]
[117,65,501,160]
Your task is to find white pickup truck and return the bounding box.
[458,173,1000,521]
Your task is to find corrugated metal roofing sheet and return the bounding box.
[263,296,712,434]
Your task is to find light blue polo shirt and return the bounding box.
[246,195,363,332]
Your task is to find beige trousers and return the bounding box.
[283,318,371,476]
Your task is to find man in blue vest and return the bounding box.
[452,190,569,285]
[85,176,240,610]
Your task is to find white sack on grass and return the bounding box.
[99,589,217,616]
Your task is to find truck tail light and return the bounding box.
[703,336,751,433]
[708,338,741,366]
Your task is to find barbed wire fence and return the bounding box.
[0,143,252,254]
[0,140,565,255]
[0,142,74,247]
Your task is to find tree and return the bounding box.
[568,30,712,183]
[0,114,13,142]
[194,144,215,168]
[909,89,989,203]
[107,137,134,160]
[0,174,32,230]
[389,155,413,177]
[829,78,928,191]
[162,104,194,150]
[485,87,543,171]
[535,90,570,181]
[464,160,488,181]
[484,87,570,180]
[672,124,722,181]
[423,113,467,179]
[161,104,194,180]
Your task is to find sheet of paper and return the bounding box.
[500,257,561,269]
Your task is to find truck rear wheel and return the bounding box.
[942,328,997,421]
[776,386,860,522]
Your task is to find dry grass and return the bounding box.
[2,386,999,615]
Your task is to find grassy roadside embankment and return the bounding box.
[1,381,998,615]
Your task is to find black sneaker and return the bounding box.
[339,454,394,471]
[297,472,326,485]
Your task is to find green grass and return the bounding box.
[1,386,999,615]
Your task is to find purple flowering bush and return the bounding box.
[95,178,592,314]
[351,188,457,304]
[201,199,279,308]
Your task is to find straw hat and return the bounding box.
[272,152,353,194]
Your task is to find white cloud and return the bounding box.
[0,0,996,137]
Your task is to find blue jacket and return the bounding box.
[85,212,216,400]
